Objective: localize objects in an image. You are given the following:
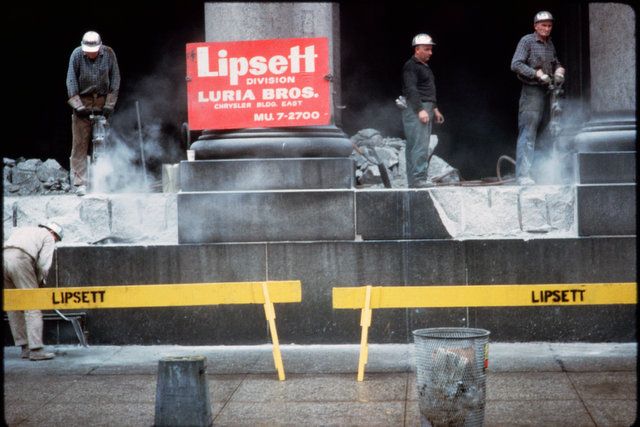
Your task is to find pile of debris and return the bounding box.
[349,129,461,188]
[4,158,73,196]
[350,128,406,187]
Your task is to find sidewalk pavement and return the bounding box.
[3,343,637,426]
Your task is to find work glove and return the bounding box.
[102,93,117,118]
[535,69,551,84]
[554,67,565,85]
[75,106,91,117]
[67,94,84,110]
[105,92,117,109]
[68,95,90,117]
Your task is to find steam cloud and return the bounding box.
[531,97,587,185]
[89,52,188,194]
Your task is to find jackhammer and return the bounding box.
[545,75,570,183]
[89,112,109,163]
[86,109,110,190]
[547,77,564,142]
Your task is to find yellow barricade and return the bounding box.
[4,281,302,381]
[332,282,637,381]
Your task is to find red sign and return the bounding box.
[186,37,330,130]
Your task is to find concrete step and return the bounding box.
[4,185,578,245]
[575,151,636,184]
[180,158,354,191]
[576,183,636,236]
[177,189,355,243]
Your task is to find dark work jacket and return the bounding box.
[402,56,437,113]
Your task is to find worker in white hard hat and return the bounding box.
[3,222,64,360]
[401,33,445,188]
[66,31,121,196]
[511,11,565,185]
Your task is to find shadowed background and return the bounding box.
[5,1,585,180]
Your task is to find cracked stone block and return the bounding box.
[519,188,552,232]
[6,196,85,242]
[49,215,94,245]
[45,195,82,219]
[110,194,171,241]
[12,196,52,227]
[110,196,147,240]
[488,187,521,235]
[79,195,111,241]
[460,187,497,236]
[148,194,178,244]
[546,186,575,231]
[429,188,463,237]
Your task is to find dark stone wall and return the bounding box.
[13,236,632,346]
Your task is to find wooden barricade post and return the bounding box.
[4,280,302,381]
[333,282,637,381]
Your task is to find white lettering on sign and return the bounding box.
[262,87,316,100]
[197,89,256,103]
[196,45,318,85]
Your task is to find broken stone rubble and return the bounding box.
[350,128,460,188]
[4,157,73,196]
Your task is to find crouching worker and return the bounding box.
[3,222,63,361]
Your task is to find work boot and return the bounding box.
[29,348,55,361]
[75,185,87,196]
[20,345,30,359]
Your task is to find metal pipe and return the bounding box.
[135,101,149,187]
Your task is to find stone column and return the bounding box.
[192,2,351,159]
[573,3,636,237]
[574,3,636,151]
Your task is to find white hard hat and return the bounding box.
[81,31,102,53]
[39,222,63,240]
[534,11,554,24]
[412,33,436,46]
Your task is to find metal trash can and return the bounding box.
[412,328,490,427]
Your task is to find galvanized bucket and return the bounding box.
[413,328,490,427]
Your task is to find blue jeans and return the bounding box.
[402,101,434,187]
[516,85,548,179]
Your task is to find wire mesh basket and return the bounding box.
[413,328,490,427]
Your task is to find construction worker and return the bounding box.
[3,222,63,361]
[511,11,565,185]
[401,33,445,188]
[66,31,121,196]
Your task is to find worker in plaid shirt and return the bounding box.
[66,31,120,196]
[511,11,565,185]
